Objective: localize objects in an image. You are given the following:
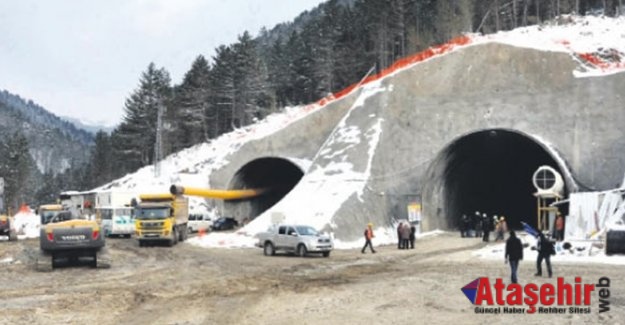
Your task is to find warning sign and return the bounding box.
[407,202,421,222]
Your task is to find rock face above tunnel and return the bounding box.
[244,42,625,242]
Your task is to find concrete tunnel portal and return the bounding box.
[435,129,568,230]
[224,157,304,221]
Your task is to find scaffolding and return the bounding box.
[536,193,561,231]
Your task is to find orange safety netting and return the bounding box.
[577,52,625,71]
[315,35,472,107]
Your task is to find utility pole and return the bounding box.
[0,177,4,213]
[154,99,164,178]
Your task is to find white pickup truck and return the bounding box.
[256,224,333,257]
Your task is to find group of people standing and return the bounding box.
[460,211,508,242]
[361,221,417,254]
[397,221,416,249]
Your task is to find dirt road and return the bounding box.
[1,233,623,324]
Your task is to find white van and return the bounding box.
[99,207,135,238]
[188,214,213,233]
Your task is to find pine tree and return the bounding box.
[286,30,316,104]
[87,131,113,188]
[232,32,270,126]
[0,132,36,212]
[210,45,236,134]
[174,55,212,149]
[267,36,293,108]
[114,63,172,175]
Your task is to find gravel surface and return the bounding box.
[1,233,622,324]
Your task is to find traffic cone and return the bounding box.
[18,204,30,214]
[199,228,205,238]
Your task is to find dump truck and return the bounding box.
[0,214,17,241]
[134,193,189,247]
[37,210,110,271]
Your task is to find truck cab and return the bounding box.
[134,194,188,247]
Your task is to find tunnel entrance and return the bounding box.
[438,129,568,230]
[225,157,304,221]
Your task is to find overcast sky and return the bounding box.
[0,0,325,127]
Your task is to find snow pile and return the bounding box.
[474,15,625,77]
[473,233,625,265]
[187,231,258,249]
[13,210,40,239]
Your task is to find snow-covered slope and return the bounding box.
[474,15,625,77]
[96,15,625,249]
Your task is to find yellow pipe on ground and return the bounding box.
[170,185,267,201]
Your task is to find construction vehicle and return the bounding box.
[36,210,110,271]
[0,214,17,241]
[38,204,65,225]
[134,193,189,247]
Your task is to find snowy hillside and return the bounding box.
[474,15,625,77]
[96,15,625,249]
[94,104,325,214]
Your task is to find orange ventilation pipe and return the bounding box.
[170,185,267,201]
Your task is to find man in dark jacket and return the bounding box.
[482,213,491,242]
[505,230,523,284]
[535,232,554,277]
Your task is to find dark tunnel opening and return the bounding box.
[442,129,567,230]
[226,157,304,220]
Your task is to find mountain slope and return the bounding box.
[0,89,94,173]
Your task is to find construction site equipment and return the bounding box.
[533,166,564,231]
[169,185,267,201]
[134,193,188,247]
[38,204,65,225]
[37,210,110,271]
[0,214,17,241]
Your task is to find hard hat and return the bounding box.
[367,223,373,227]
[500,216,505,221]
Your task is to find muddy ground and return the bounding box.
[0,233,623,324]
